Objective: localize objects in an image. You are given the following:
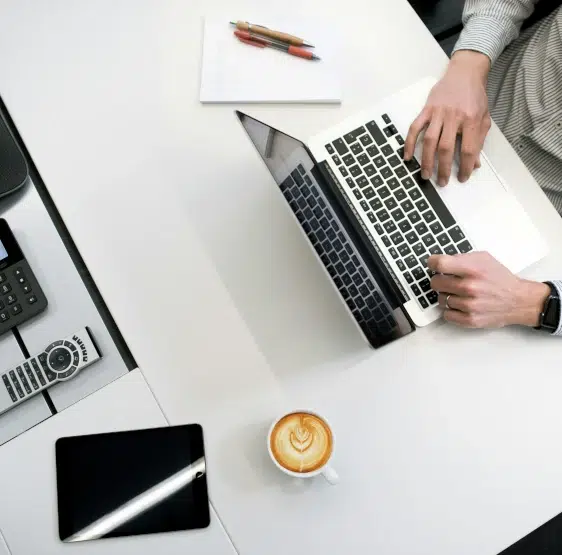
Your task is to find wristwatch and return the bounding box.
[535,281,561,332]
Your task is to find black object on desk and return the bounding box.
[0,113,28,199]
[0,218,48,335]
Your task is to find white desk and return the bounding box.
[1,1,562,554]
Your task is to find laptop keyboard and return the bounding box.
[280,165,397,340]
[325,114,473,310]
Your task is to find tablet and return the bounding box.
[55,424,210,542]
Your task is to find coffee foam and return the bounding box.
[270,412,333,473]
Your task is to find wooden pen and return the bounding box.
[229,21,314,48]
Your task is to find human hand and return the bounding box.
[404,51,492,187]
[428,252,550,329]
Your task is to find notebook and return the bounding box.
[200,18,342,104]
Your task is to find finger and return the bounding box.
[432,274,465,296]
[421,112,444,180]
[475,156,481,169]
[427,253,482,277]
[438,293,473,312]
[473,117,490,171]
[458,121,481,182]
[436,116,461,186]
[404,110,431,161]
[443,309,476,328]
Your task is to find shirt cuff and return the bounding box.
[550,280,562,336]
[451,15,519,65]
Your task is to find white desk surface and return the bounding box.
[1,1,562,554]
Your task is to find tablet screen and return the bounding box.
[56,424,209,542]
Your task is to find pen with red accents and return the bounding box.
[234,30,321,61]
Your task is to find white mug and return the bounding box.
[267,410,339,485]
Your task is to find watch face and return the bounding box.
[544,295,561,330]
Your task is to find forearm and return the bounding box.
[452,0,540,64]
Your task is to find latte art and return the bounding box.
[270,412,333,473]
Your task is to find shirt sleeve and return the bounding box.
[550,280,562,336]
[452,0,541,64]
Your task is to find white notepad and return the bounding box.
[200,18,342,103]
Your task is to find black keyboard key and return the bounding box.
[427,291,438,305]
[351,142,363,155]
[399,220,412,233]
[367,212,376,223]
[388,155,400,168]
[394,166,408,178]
[419,278,431,292]
[374,223,384,235]
[345,262,355,275]
[367,145,379,157]
[405,255,417,269]
[449,226,466,243]
[409,188,422,201]
[378,186,390,199]
[384,125,397,137]
[357,176,369,188]
[397,147,405,159]
[352,255,360,266]
[360,134,373,146]
[336,262,346,275]
[403,272,413,284]
[458,240,473,253]
[415,222,428,235]
[396,135,404,146]
[381,145,393,157]
[384,197,397,210]
[332,155,342,165]
[405,231,417,244]
[415,199,429,212]
[310,218,320,231]
[376,209,390,222]
[402,176,415,189]
[339,166,349,177]
[328,252,338,265]
[391,208,405,221]
[364,164,376,177]
[412,171,456,228]
[408,211,421,223]
[353,273,363,286]
[394,189,407,202]
[413,242,425,256]
[412,267,425,280]
[374,156,385,168]
[316,229,326,242]
[382,236,391,247]
[390,232,403,245]
[291,169,304,185]
[419,254,430,268]
[297,197,307,210]
[348,284,359,298]
[419,297,429,309]
[360,200,369,212]
[346,298,356,310]
[398,243,411,257]
[383,221,397,234]
[401,199,414,213]
[349,165,362,177]
[428,223,442,236]
[345,177,354,188]
[382,114,391,124]
[304,175,312,186]
[322,240,332,253]
[363,187,376,200]
[341,251,350,264]
[359,267,368,279]
[366,120,387,146]
[370,198,383,212]
[371,175,384,187]
[344,126,365,144]
[343,154,354,166]
[411,284,421,296]
[342,274,352,286]
[437,233,450,246]
[353,189,362,200]
[303,222,312,234]
[326,144,335,154]
[423,211,437,223]
[380,166,393,179]
[405,158,421,172]
[429,245,442,256]
[444,244,458,255]
[356,297,366,309]
[389,248,399,259]
[358,154,370,166]
[387,177,400,190]
[367,297,377,309]
[359,285,369,298]
[366,279,375,291]
[396,260,406,271]
[320,217,330,230]
[327,228,337,241]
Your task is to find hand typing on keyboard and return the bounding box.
[404,51,491,187]
[428,252,550,329]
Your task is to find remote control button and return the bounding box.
[48,347,72,372]
[14,268,24,277]
[38,355,57,382]
[1,283,11,295]
[6,294,17,305]
[45,340,64,353]
[31,359,46,386]
[16,367,31,394]
[2,375,16,402]
[73,352,80,366]
[27,295,37,305]
[22,284,31,294]
[0,312,9,323]
[57,366,78,380]
[23,363,38,390]
[11,304,22,316]
[0,274,5,284]
[0,300,4,310]
[16,276,26,285]
[64,341,74,349]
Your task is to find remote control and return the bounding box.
[0,327,101,416]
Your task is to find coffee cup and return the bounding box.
[267,410,339,485]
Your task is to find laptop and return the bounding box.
[237,77,547,349]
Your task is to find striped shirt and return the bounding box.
[452,0,562,335]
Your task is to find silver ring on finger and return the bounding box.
[445,294,452,310]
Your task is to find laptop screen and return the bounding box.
[236,111,414,348]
